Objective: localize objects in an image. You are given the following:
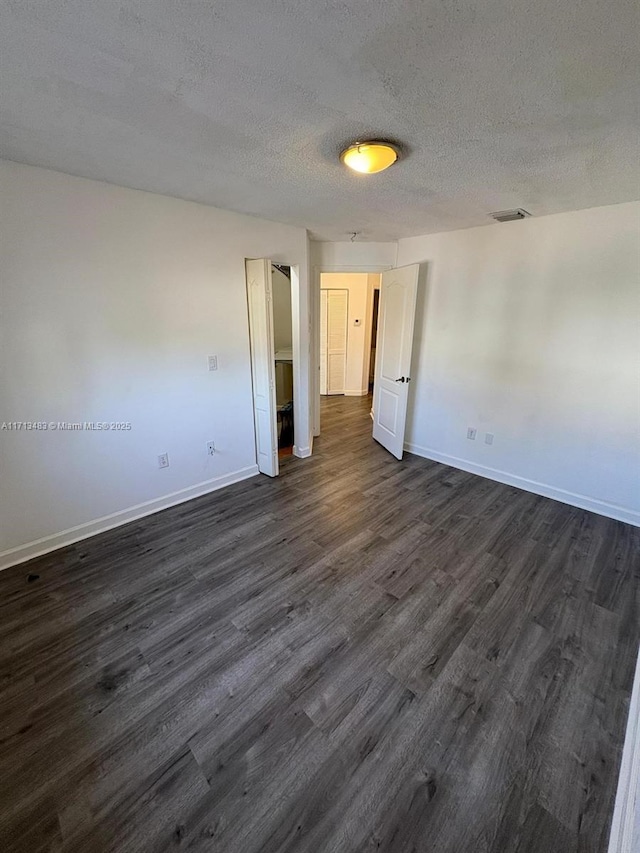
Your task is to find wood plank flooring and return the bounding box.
[1,394,639,852]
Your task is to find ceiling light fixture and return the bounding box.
[340,141,400,174]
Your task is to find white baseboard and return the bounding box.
[0,465,259,572]
[403,443,640,528]
[609,647,640,853]
[344,390,368,397]
[294,443,313,458]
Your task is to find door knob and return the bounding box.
[395,376,406,383]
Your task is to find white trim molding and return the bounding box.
[609,647,640,853]
[344,389,369,397]
[0,465,259,572]
[293,444,313,459]
[404,443,640,527]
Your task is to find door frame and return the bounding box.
[312,264,393,437]
[288,264,307,458]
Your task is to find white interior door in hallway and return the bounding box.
[372,264,420,460]
[320,288,348,395]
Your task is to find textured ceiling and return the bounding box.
[1,0,639,241]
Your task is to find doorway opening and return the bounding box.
[314,265,420,461]
[319,272,381,400]
[369,288,380,393]
[272,264,294,457]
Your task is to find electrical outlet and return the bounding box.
[158,453,169,469]
[208,355,218,372]
[485,433,494,445]
[467,427,477,440]
[207,441,216,456]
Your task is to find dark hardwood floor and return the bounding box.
[1,394,639,852]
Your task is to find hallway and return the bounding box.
[1,395,638,852]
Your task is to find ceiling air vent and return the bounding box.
[490,209,531,222]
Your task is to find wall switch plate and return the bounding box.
[207,441,215,456]
[485,433,494,445]
[208,355,218,371]
[467,427,477,440]
[158,453,169,469]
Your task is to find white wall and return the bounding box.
[608,646,640,853]
[321,273,374,396]
[0,160,310,567]
[272,267,293,352]
[397,201,640,525]
[310,240,397,270]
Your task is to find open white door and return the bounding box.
[246,258,279,477]
[372,264,420,460]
